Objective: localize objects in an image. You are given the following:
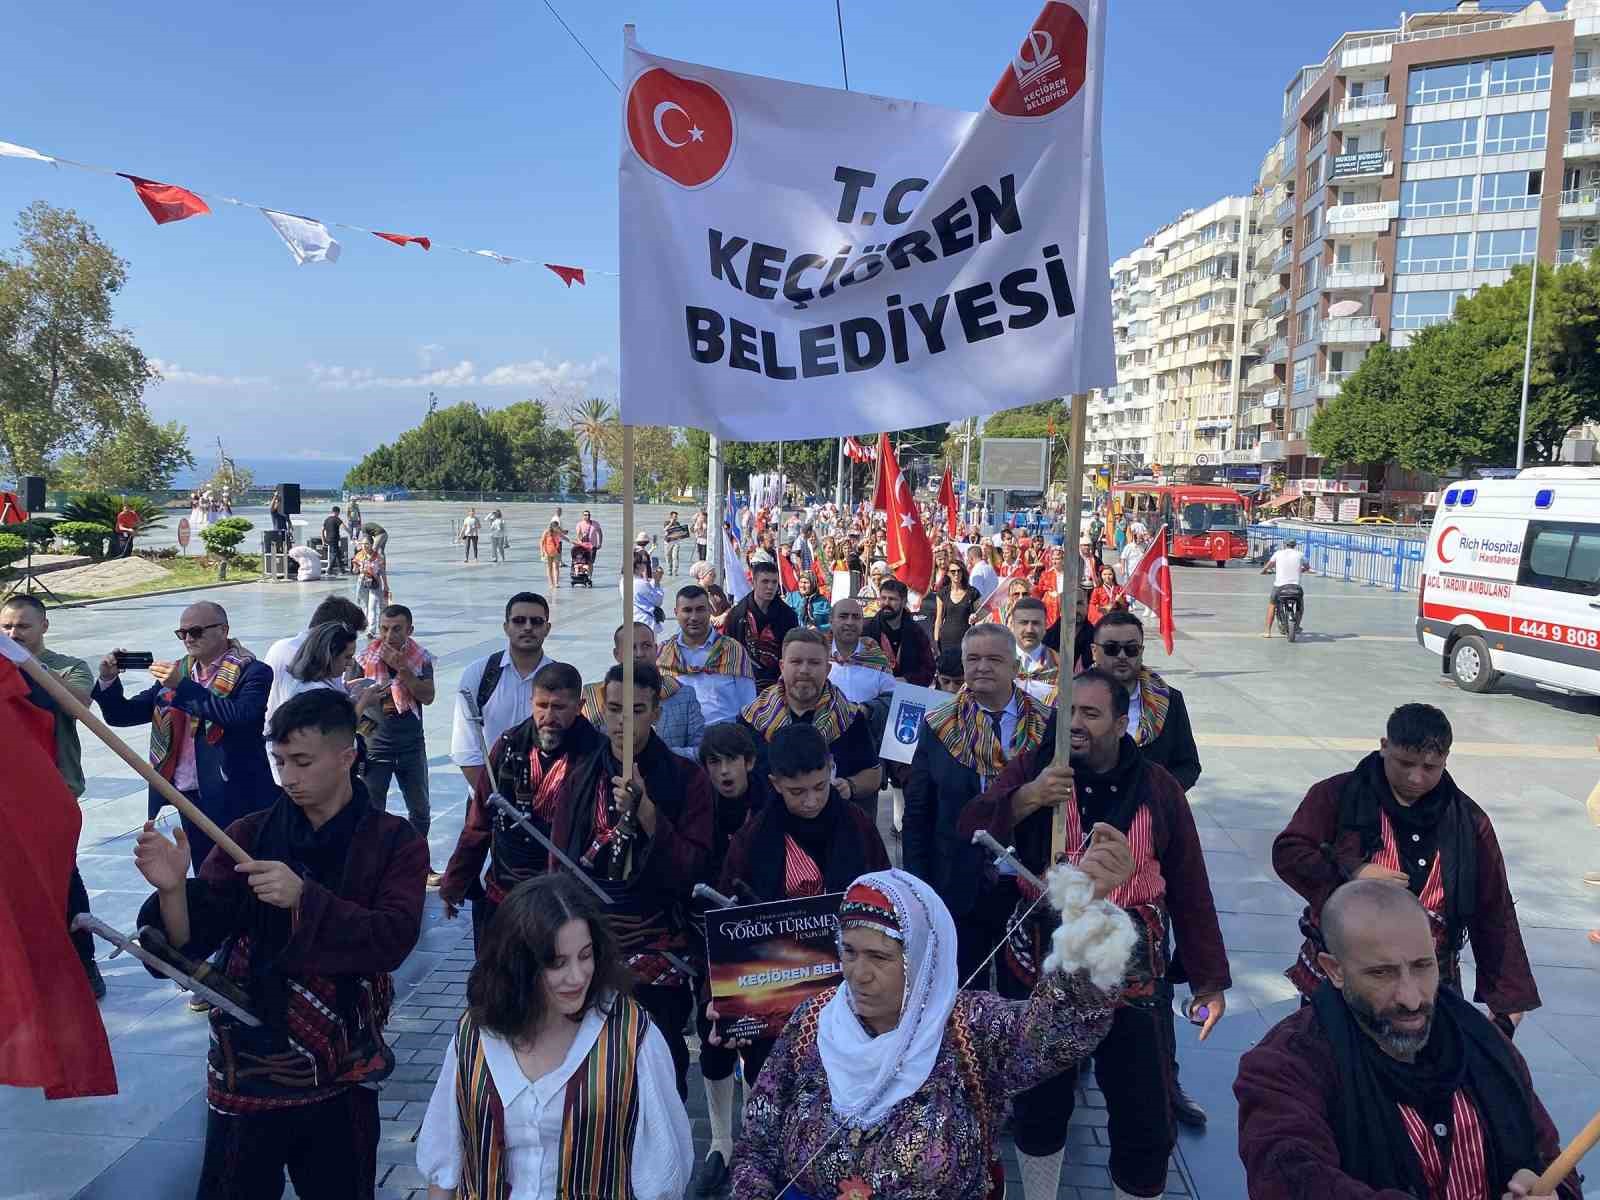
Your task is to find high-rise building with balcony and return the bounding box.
[1251,0,1600,483]
[1089,195,1257,476]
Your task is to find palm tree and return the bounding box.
[568,397,614,492]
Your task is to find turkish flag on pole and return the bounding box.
[937,468,959,539]
[1121,528,1176,654]
[876,434,934,594]
[811,555,831,599]
[0,655,117,1098]
[778,551,800,594]
[119,175,210,224]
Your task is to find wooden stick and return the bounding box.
[1536,1107,1600,1192]
[620,425,636,782]
[1051,396,1089,858]
[15,650,252,865]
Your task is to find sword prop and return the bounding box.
[692,882,737,909]
[455,687,614,908]
[72,915,262,1027]
[970,830,1048,895]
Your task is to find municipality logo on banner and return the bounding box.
[618,0,1114,439]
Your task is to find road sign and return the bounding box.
[1196,454,1209,465]
[177,518,191,552]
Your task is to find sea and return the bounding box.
[173,457,357,491]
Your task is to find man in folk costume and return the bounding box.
[904,622,1050,983]
[959,669,1230,1200]
[552,662,713,1099]
[1008,596,1059,703]
[727,560,798,690]
[1089,608,1207,1129]
[861,577,936,686]
[659,584,758,725]
[824,597,897,705]
[739,629,882,817]
[1235,881,1581,1199]
[95,599,275,871]
[584,622,705,759]
[439,663,601,950]
[1273,703,1539,1034]
[133,690,428,1198]
[691,724,891,1196]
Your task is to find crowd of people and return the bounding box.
[5,487,1590,1200]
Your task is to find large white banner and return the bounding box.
[618,0,1114,440]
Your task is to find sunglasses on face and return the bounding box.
[174,623,224,641]
[508,615,548,628]
[1095,640,1143,657]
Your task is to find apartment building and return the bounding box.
[1089,195,1255,475]
[1226,0,1600,494]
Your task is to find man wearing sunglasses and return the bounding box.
[450,592,566,795]
[94,600,275,873]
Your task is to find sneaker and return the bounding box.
[82,957,107,1001]
[426,870,445,890]
[187,995,213,1014]
[692,1151,729,1196]
[1583,871,1600,887]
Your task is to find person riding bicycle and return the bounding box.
[1261,537,1307,638]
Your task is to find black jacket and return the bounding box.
[1139,683,1201,792]
[902,717,990,917]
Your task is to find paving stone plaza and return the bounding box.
[6,500,1598,1199]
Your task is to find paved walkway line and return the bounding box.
[1195,733,1595,759]
[1183,631,1415,642]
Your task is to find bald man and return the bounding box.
[825,597,896,704]
[1235,881,1579,1199]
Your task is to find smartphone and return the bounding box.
[114,651,155,671]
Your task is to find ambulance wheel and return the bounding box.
[1450,635,1496,693]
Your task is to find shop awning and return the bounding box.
[1257,492,1300,512]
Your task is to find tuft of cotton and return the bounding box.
[1040,863,1137,992]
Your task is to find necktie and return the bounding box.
[985,708,1004,743]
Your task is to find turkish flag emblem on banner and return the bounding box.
[617,1,1114,439]
[875,434,933,594]
[1122,528,1176,654]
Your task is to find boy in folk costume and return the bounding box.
[727,560,799,689]
[1273,703,1539,1031]
[657,585,757,726]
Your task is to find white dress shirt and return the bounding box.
[416,998,692,1200]
[661,635,757,725]
[1016,645,1056,704]
[827,643,897,705]
[967,558,1000,603]
[262,631,310,724]
[450,647,562,767]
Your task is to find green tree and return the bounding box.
[344,401,514,491]
[1308,343,1410,467]
[567,397,615,492]
[53,411,194,492]
[199,516,253,578]
[486,399,582,492]
[598,424,680,499]
[0,202,157,478]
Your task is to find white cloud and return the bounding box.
[417,343,444,368]
[308,355,613,394]
[150,358,270,388]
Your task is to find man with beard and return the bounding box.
[657,584,757,726]
[959,669,1229,1200]
[583,622,705,759]
[440,662,599,951]
[824,597,896,704]
[1273,703,1539,1033]
[739,629,881,816]
[1009,596,1059,703]
[904,622,1050,983]
[727,561,798,689]
[1235,882,1579,1199]
[861,577,935,686]
[553,662,713,1099]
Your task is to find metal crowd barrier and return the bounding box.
[1246,524,1425,593]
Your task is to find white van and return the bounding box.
[1417,466,1600,696]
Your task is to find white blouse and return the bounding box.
[415,999,693,1200]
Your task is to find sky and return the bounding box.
[0,0,1504,481]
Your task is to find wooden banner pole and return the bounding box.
[1051,395,1089,858]
[620,425,637,783]
[1535,1107,1600,1193]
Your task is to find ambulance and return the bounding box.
[1417,467,1600,696]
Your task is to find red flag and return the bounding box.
[545,263,586,288]
[876,434,934,594]
[373,231,431,251]
[120,175,210,224]
[1122,528,1176,654]
[0,658,117,1098]
[811,555,831,599]
[778,551,800,594]
[937,468,959,539]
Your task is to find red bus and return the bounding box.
[1107,482,1249,567]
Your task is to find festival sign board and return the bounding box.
[705,892,844,1041]
[177,517,191,552]
[878,681,948,764]
[618,0,1114,439]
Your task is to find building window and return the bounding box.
[1400,175,1475,218]
[1478,169,1542,213]
[1392,290,1466,330]
[1292,358,1312,393]
[1475,227,1538,270]
[1486,50,1553,97]
[1404,118,1479,162]
[1482,111,1547,156]
[1407,61,1482,106]
[1396,233,1471,274]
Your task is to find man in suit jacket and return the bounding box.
[94,600,276,871]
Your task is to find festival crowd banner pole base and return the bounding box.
[1051,396,1089,858]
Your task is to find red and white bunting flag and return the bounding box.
[471,249,516,264]
[876,434,933,594]
[261,210,341,264]
[545,263,586,287]
[0,140,55,166]
[120,175,210,225]
[373,231,431,251]
[1122,527,1176,654]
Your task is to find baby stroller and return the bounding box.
[570,541,595,587]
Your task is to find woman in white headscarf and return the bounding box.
[731,852,1135,1200]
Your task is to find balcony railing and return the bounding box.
[1557,246,1595,266]
[1321,316,1381,344]
[1343,92,1391,112]
[1560,187,1600,213]
[1564,128,1600,156]
[1264,337,1288,364]
[1267,292,1288,317]
[1274,198,1298,226]
[1271,246,1294,273]
[1327,259,1384,287]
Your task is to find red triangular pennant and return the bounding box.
[545,263,586,288]
[119,175,210,225]
[373,231,431,251]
